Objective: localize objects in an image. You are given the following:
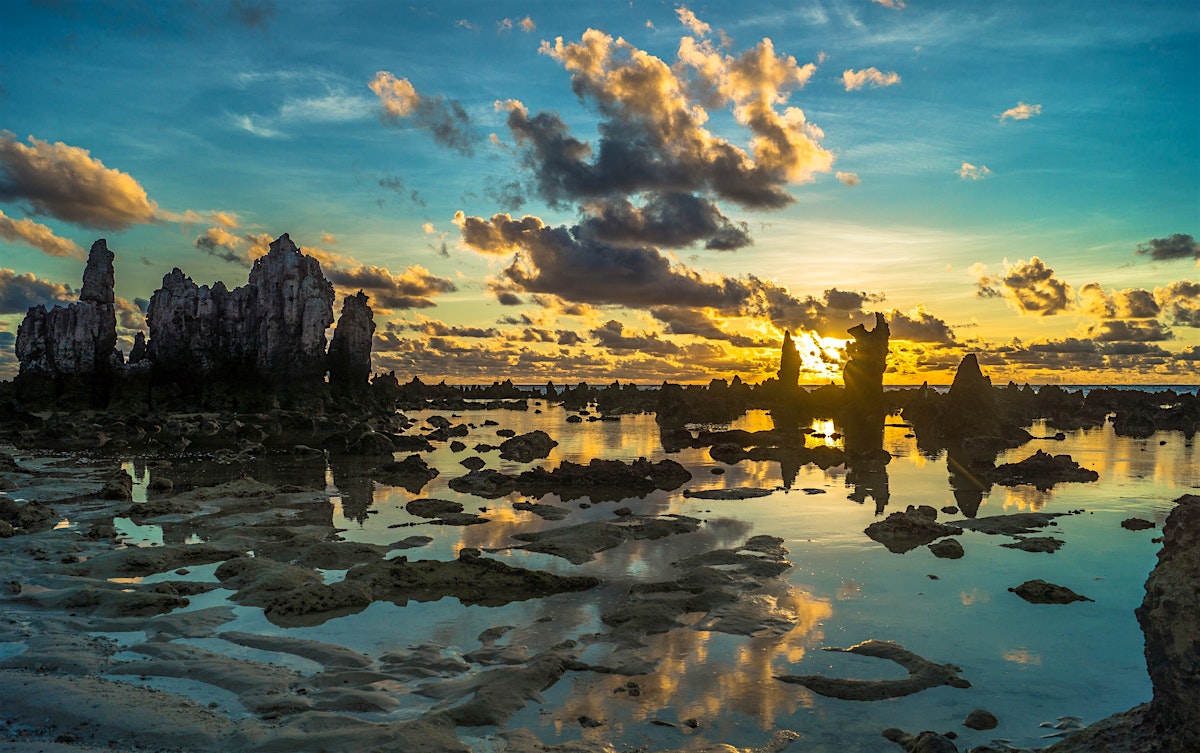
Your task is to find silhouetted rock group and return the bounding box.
[11,234,375,410]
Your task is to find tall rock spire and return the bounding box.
[778,330,800,387]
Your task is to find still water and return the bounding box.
[121,405,1198,751]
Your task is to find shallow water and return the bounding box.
[94,407,1200,750]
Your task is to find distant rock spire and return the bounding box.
[843,312,889,415]
[328,290,376,392]
[778,330,800,387]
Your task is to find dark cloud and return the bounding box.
[369,72,480,156]
[484,178,527,212]
[0,131,160,230]
[1082,319,1173,342]
[1135,233,1199,262]
[134,297,150,312]
[227,0,275,29]
[115,296,145,330]
[649,305,762,347]
[1155,280,1200,326]
[591,319,681,356]
[556,330,583,346]
[497,292,523,306]
[577,192,752,251]
[0,268,74,314]
[378,176,426,207]
[194,226,250,264]
[401,319,498,338]
[458,211,890,337]
[886,307,957,344]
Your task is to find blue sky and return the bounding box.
[1,0,1197,383]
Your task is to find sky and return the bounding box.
[1,0,1197,385]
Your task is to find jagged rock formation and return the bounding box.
[146,234,335,387]
[843,312,889,416]
[943,354,1000,440]
[327,291,375,393]
[777,330,800,387]
[14,240,119,403]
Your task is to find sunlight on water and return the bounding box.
[95,404,1198,751]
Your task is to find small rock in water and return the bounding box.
[963,708,998,730]
[1120,517,1155,531]
[1009,579,1092,604]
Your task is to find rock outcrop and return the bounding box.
[14,240,118,402]
[843,312,889,416]
[1045,494,1200,752]
[327,291,375,394]
[777,330,800,387]
[147,234,335,387]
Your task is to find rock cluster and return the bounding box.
[14,240,119,402]
[13,234,376,408]
[147,234,336,384]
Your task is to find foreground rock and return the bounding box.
[449,458,692,501]
[776,640,970,700]
[1009,579,1093,604]
[1042,494,1199,753]
[986,450,1098,490]
[497,430,558,462]
[506,515,701,564]
[865,506,962,554]
[882,728,960,753]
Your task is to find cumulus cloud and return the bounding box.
[1078,282,1160,319]
[115,295,146,331]
[1155,280,1200,326]
[836,171,860,186]
[649,305,763,347]
[886,306,957,344]
[973,257,1073,316]
[578,193,752,251]
[194,226,252,264]
[0,132,161,229]
[369,72,480,155]
[1135,233,1199,262]
[0,268,74,314]
[591,319,682,356]
[324,263,456,310]
[871,0,906,8]
[401,317,498,338]
[676,7,711,36]
[842,67,900,91]
[1081,319,1172,342]
[519,16,536,32]
[999,101,1042,122]
[958,162,991,180]
[0,210,84,259]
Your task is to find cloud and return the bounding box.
[1081,319,1173,342]
[958,162,991,180]
[401,317,498,338]
[577,193,752,251]
[649,305,763,347]
[973,257,1073,316]
[194,226,251,263]
[999,101,1042,122]
[519,16,536,32]
[1155,280,1200,326]
[369,71,480,155]
[0,132,161,229]
[324,263,456,311]
[115,295,146,330]
[1078,282,1160,319]
[0,210,84,259]
[227,0,275,29]
[676,7,711,36]
[522,28,831,209]
[842,67,900,91]
[871,0,906,8]
[0,268,74,314]
[886,306,957,344]
[1135,233,1199,262]
[591,319,682,356]
[836,171,860,186]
